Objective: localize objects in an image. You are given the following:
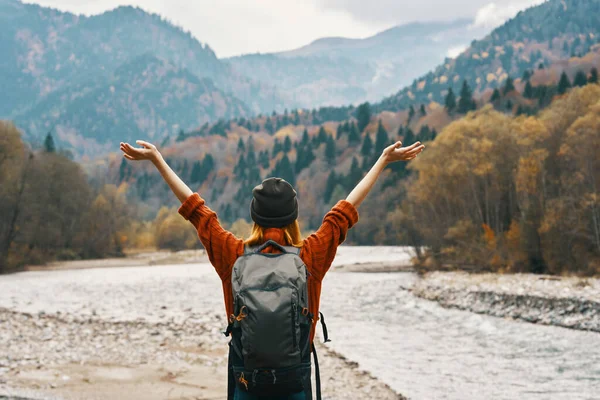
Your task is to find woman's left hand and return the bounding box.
[382,141,425,164]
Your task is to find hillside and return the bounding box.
[102,35,599,251]
[227,19,490,107]
[376,0,600,111]
[15,54,251,160]
[1,0,285,155]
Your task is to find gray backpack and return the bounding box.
[224,240,329,399]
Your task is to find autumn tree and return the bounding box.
[589,68,599,84]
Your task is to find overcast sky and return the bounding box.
[23,0,545,58]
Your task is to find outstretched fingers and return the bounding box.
[136,140,154,149]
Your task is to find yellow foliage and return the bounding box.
[274,126,296,139]
[482,223,496,249]
[229,219,253,239]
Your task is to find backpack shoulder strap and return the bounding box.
[244,240,300,255]
[283,245,301,255]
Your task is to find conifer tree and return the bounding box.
[283,136,292,153]
[523,81,534,99]
[44,132,56,152]
[282,109,289,126]
[234,154,247,182]
[325,135,336,166]
[202,154,215,178]
[272,138,282,157]
[176,129,186,142]
[324,171,337,203]
[317,126,327,144]
[419,104,427,116]
[301,129,309,146]
[336,124,344,140]
[374,120,389,154]
[397,125,404,138]
[573,70,588,87]
[348,122,360,145]
[347,157,362,189]
[491,88,501,102]
[259,150,270,169]
[361,133,373,157]
[458,80,476,113]
[558,71,571,94]
[403,128,415,146]
[444,88,456,114]
[356,102,371,133]
[265,118,274,135]
[503,76,515,95]
[407,105,416,123]
[273,154,295,186]
[237,137,245,152]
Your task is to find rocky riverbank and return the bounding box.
[0,307,401,400]
[412,271,600,332]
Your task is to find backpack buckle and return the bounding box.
[251,369,277,385]
[235,306,248,322]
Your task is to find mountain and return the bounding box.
[226,19,490,108]
[1,0,285,154]
[15,53,251,159]
[377,0,600,111]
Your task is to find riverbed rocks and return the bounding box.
[413,271,600,332]
[0,307,401,399]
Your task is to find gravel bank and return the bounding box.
[412,271,600,332]
[0,307,401,400]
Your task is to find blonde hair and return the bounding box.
[244,220,303,248]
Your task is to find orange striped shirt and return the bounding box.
[178,193,359,343]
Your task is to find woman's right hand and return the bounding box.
[120,140,161,163]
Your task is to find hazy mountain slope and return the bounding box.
[15,54,250,159]
[227,19,490,107]
[377,0,600,111]
[1,0,287,155]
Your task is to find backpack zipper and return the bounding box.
[292,302,298,350]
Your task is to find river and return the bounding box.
[1,246,599,399]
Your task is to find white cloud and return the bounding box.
[22,0,547,57]
[22,0,379,58]
[472,0,546,29]
[447,45,468,58]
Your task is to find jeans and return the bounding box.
[233,387,307,400]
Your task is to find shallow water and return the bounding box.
[1,246,599,400]
[320,272,600,400]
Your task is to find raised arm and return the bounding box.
[346,140,424,208]
[120,140,192,203]
[120,140,243,280]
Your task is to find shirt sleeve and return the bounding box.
[302,200,359,281]
[178,193,244,281]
